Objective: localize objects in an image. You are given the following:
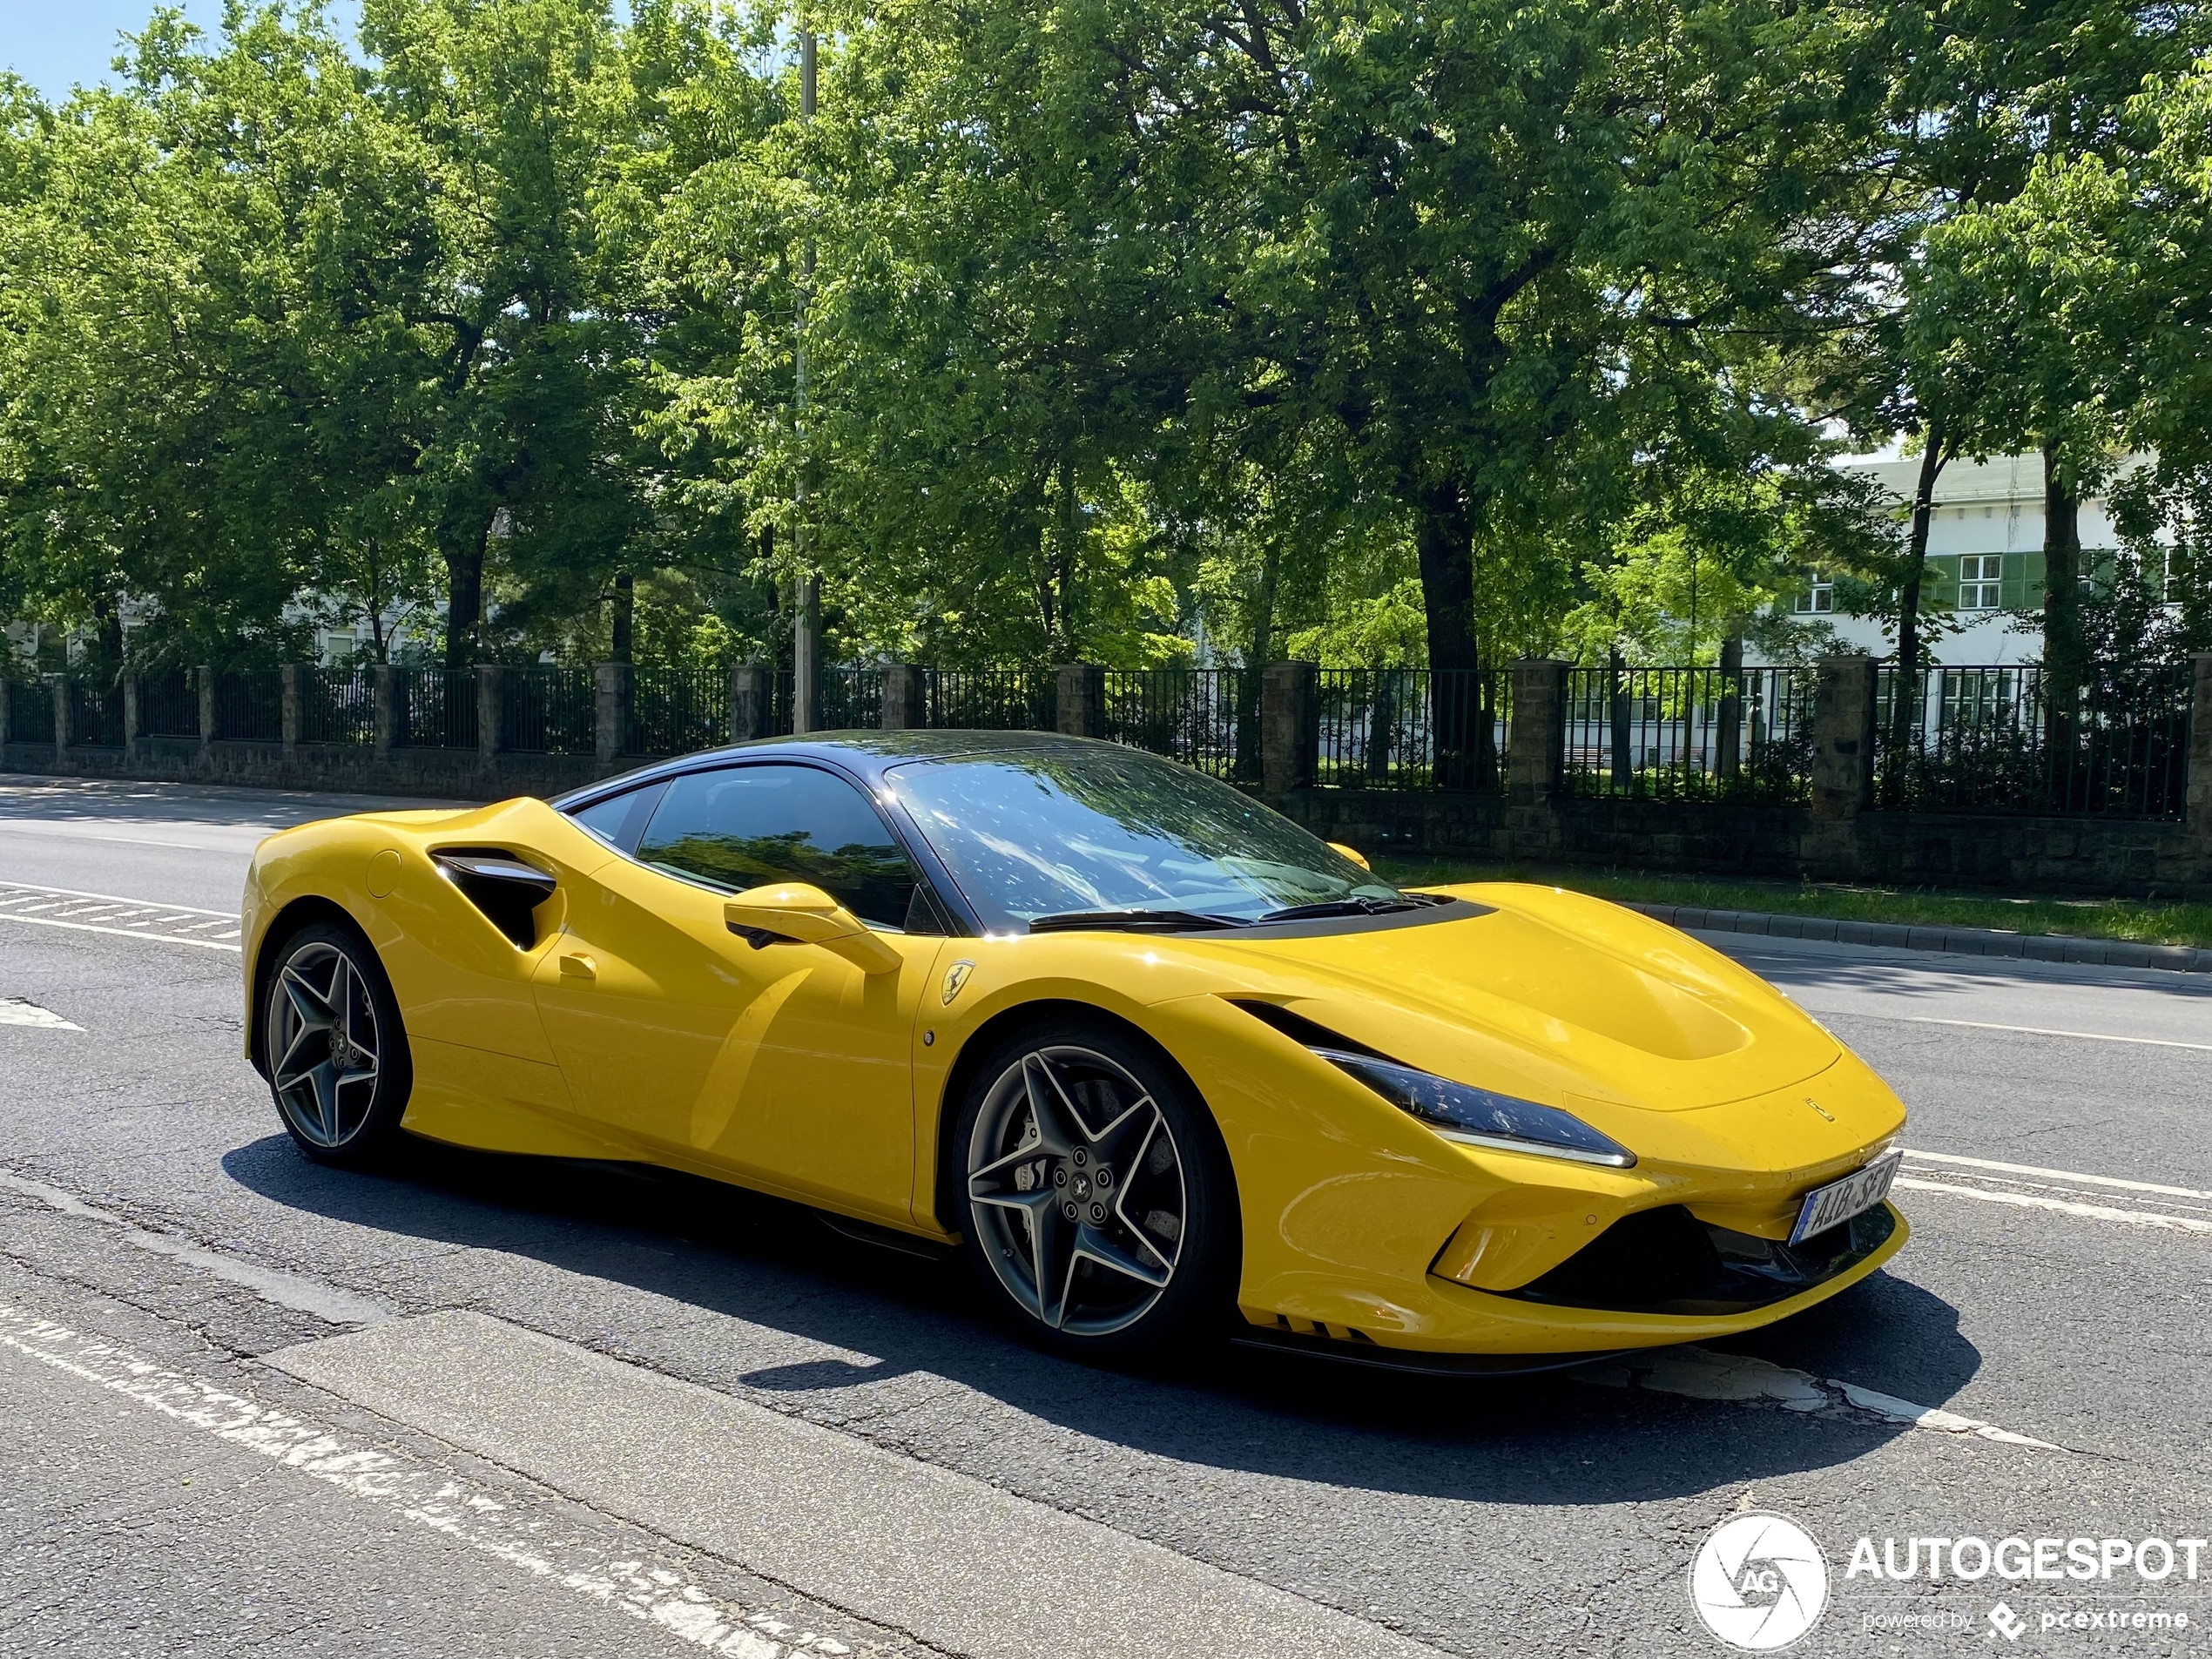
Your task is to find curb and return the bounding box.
[1625,903,2212,976]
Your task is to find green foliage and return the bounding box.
[3,0,2209,678]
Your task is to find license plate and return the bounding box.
[1790,1150,1902,1245]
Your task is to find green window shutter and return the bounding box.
[1925,554,1959,612]
[2008,550,2047,610]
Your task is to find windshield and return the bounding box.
[885,746,1409,931]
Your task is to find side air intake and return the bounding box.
[432,849,557,948]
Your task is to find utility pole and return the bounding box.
[790,23,821,735]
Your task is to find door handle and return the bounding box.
[559,953,597,981]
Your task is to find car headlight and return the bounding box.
[1313,1048,1636,1168]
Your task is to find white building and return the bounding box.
[1779,453,2128,665]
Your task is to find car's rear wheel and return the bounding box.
[263,921,412,1167]
[954,1018,1237,1358]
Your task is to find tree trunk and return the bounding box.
[442,509,493,670]
[1887,430,1948,804]
[2041,442,2086,765]
[610,571,635,664]
[1716,632,1743,784]
[1608,645,1631,791]
[1414,482,1492,789]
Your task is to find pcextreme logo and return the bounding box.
[1689,1512,1831,1651]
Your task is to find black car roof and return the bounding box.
[550,728,1124,810]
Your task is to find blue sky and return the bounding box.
[1,2,361,102]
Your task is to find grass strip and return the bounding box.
[1375,858,2212,950]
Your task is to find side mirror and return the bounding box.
[1327,841,1372,871]
[724,882,902,974]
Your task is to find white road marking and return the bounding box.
[269,1311,1446,1659]
[0,998,81,1030]
[0,911,243,950]
[1572,1346,2066,1450]
[1902,1015,2212,1054]
[0,1172,390,1326]
[0,881,245,951]
[1893,1176,2212,1236]
[0,1309,855,1659]
[1903,1150,2212,1202]
[0,880,235,917]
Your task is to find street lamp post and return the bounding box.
[791,24,821,734]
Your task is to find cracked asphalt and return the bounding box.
[3,772,2209,1657]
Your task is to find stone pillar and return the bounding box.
[594,662,632,770]
[46,673,69,759]
[196,665,216,757]
[1055,664,1104,739]
[373,664,396,762]
[879,663,926,732]
[2188,652,2212,852]
[280,664,302,758]
[730,663,771,742]
[1810,653,1878,821]
[1260,661,1318,796]
[476,664,504,772]
[1506,658,1569,806]
[123,674,143,765]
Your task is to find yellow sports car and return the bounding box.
[242,731,1907,1368]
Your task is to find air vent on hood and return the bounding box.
[432,849,557,948]
[1224,998,1391,1061]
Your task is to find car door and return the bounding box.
[530,761,945,1225]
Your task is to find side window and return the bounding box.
[567,781,668,853]
[636,765,921,929]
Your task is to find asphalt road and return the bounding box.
[3,772,2209,1658]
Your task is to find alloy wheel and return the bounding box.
[966,1044,1187,1337]
[267,939,382,1149]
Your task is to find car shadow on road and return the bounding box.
[222,1130,1982,1509]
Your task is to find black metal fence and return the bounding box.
[1874,662,2194,819]
[301,668,374,746]
[214,671,282,743]
[1316,668,1511,792]
[1103,668,1258,783]
[65,680,125,746]
[1564,665,1819,804]
[140,671,199,738]
[925,669,1056,732]
[503,668,594,753]
[395,668,479,751]
[5,658,2199,824]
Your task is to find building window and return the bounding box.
[1959,554,2002,611]
[1793,575,1835,614]
[2166,547,2183,604]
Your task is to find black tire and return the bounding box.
[948,1014,1239,1360]
[261,919,414,1168]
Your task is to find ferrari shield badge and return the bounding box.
[941,960,975,1006]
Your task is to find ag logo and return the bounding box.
[1689,1512,1829,1651]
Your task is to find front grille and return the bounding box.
[1496,1201,1897,1317]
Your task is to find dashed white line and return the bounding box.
[0,998,81,1030]
[0,1309,856,1659]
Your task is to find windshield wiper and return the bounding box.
[1027,908,1247,934]
[1254,894,1449,923]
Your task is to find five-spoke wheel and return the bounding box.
[956,1022,1235,1354]
[263,921,410,1164]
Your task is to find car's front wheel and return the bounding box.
[263,921,412,1167]
[954,1019,1237,1358]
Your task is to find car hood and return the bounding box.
[1177,882,1840,1113]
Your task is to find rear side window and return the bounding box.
[635,764,920,928]
[567,781,667,853]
